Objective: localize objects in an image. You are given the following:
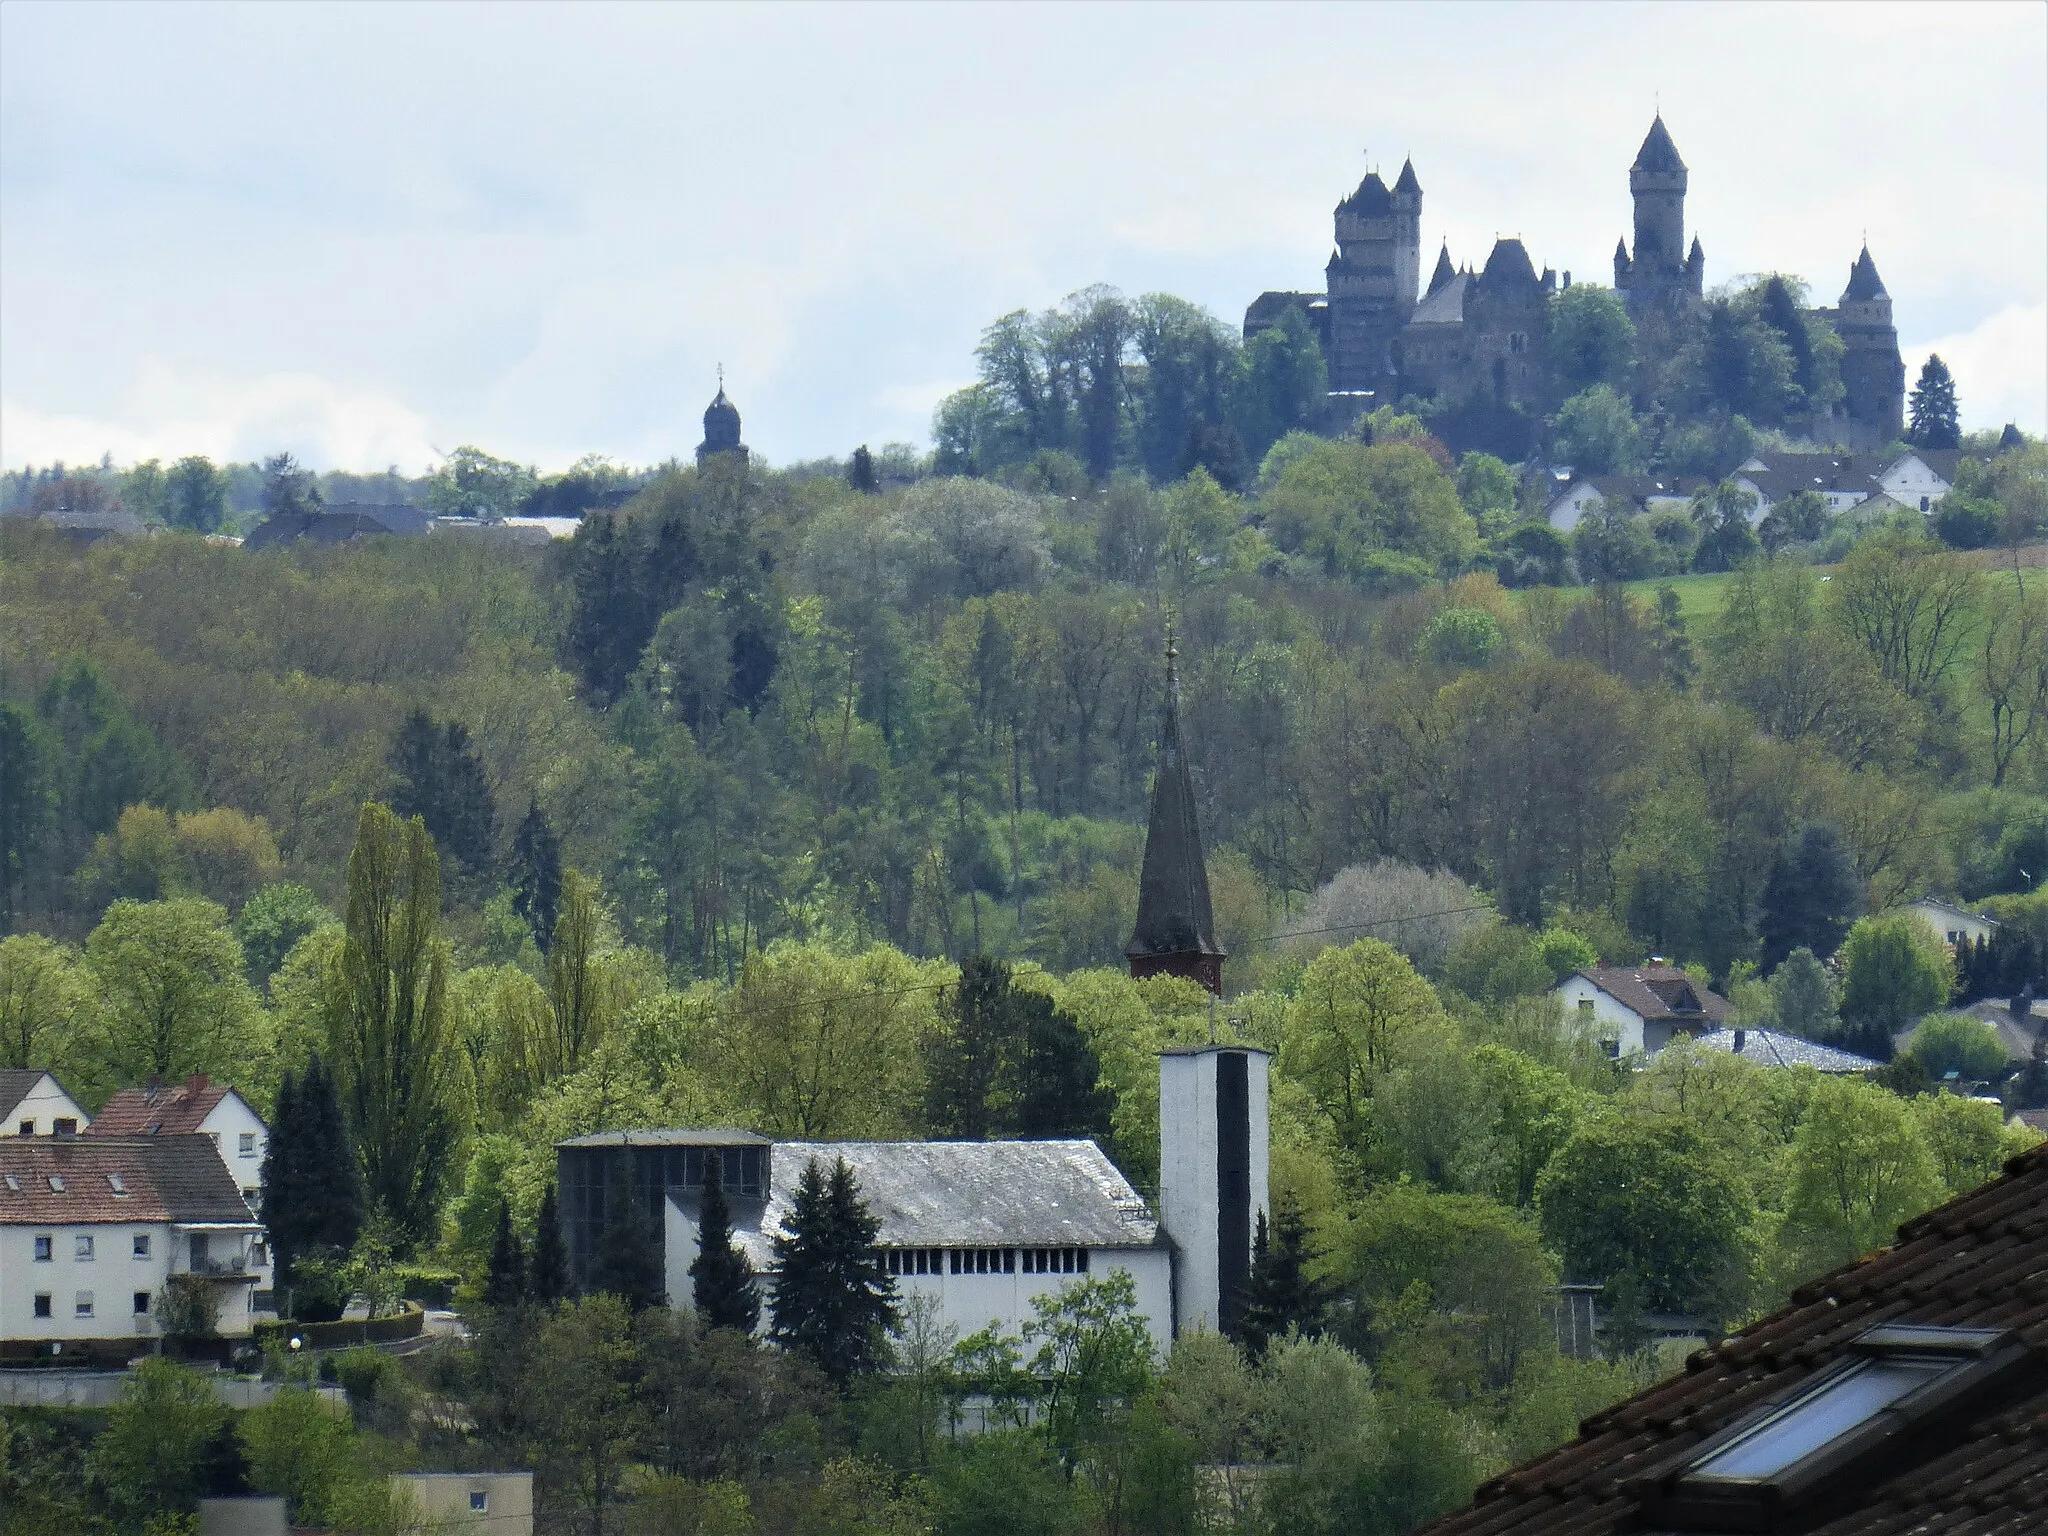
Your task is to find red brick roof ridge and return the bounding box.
[84,1078,235,1135]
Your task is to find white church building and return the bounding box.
[557,1042,1269,1350]
[559,646,1269,1351]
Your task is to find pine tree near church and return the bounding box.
[483,1197,527,1309]
[925,957,1113,1141]
[588,1148,665,1312]
[689,1156,760,1334]
[769,1157,897,1389]
[1758,824,1863,968]
[530,1184,572,1304]
[1909,354,1961,449]
[1234,1197,1331,1358]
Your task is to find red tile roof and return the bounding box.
[1576,966,1732,1027]
[84,1074,235,1136]
[1420,1143,2048,1534]
[0,1135,254,1225]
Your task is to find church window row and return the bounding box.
[874,1247,1092,1277]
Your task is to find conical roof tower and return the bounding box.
[1126,633,1224,994]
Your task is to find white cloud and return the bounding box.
[1906,303,2048,435]
[1,361,437,472]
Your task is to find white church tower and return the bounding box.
[1157,1044,1270,1337]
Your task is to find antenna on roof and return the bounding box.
[717,362,725,391]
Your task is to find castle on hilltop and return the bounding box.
[1245,116,1905,452]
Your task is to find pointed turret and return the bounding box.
[1613,235,1633,285]
[1394,157,1422,198]
[1842,243,1889,302]
[1631,113,1687,174]
[1428,241,1456,296]
[1126,635,1223,994]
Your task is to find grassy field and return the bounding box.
[1614,551,2038,631]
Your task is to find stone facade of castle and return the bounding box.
[1245,117,1906,451]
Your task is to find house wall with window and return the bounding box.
[1554,973,1648,1057]
[0,1072,90,1138]
[0,1135,268,1349]
[393,1472,533,1534]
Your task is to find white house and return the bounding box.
[560,1043,1270,1353]
[0,1070,90,1138]
[1904,898,2000,951]
[0,1134,269,1354]
[85,1074,270,1209]
[1554,965,1732,1058]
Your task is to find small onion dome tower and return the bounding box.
[696,369,748,467]
[1126,632,1224,994]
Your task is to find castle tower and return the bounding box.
[696,376,749,467]
[1158,1044,1269,1337]
[1324,157,1423,394]
[1618,115,1693,310]
[1427,240,1457,297]
[1833,244,1906,444]
[1126,637,1224,995]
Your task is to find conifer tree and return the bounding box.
[848,445,879,494]
[386,711,497,883]
[1909,354,1961,450]
[530,1184,573,1304]
[926,958,1111,1140]
[260,1053,363,1319]
[1017,995,1114,1140]
[588,1149,665,1312]
[1758,824,1863,968]
[1234,1197,1330,1358]
[689,1156,760,1334]
[483,1196,527,1309]
[769,1156,897,1388]
[509,798,562,954]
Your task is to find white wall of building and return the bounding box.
[1880,455,1953,511]
[0,1221,268,1343]
[663,1199,1175,1354]
[197,1093,270,1207]
[1159,1049,1269,1339]
[1905,901,1999,948]
[1554,975,1645,1057]
[2,1077,90,1137]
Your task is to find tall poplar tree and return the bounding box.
[484,1197,527,1309]
[509,798,562,954]
[769,1156,897,1388]
[324,802,457,1248]
[689,1155,759,1333]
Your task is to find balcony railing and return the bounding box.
[184,1255,252,1277]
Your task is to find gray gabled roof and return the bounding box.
[557,1127,770,1149]
[1692,1028,1880,1074]
[754,1139,1160,1256]
[1409,271,1470,326]
[0,1070,52,1124]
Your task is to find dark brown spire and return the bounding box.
[1428,241,1457,295]
[1127,631,1223,994]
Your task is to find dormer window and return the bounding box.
[1649,1325,2036,1530]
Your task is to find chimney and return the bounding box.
[1733,1029,1747,1054]
[1157,1045,1269,1338]
[186,1073,209,1095]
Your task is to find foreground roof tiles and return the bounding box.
[1420,1143,2048,1534]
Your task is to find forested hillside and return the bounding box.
[4,291,2048,1534]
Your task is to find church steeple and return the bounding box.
[696,368,749,467]
[1126,631,1223,994]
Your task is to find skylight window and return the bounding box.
[1649,1325,2034,1530]
[4,1174,20,1193]
[47,1174,65,1192]
[107,1174,129,1196]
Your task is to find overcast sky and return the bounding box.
[3,0,2043,474]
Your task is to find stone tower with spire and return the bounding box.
[696,373,749,467]
[1126,635,1224,995]
[1614,115,1704,311]
[1829,244,1906,445]
[1324,157,1423,396]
